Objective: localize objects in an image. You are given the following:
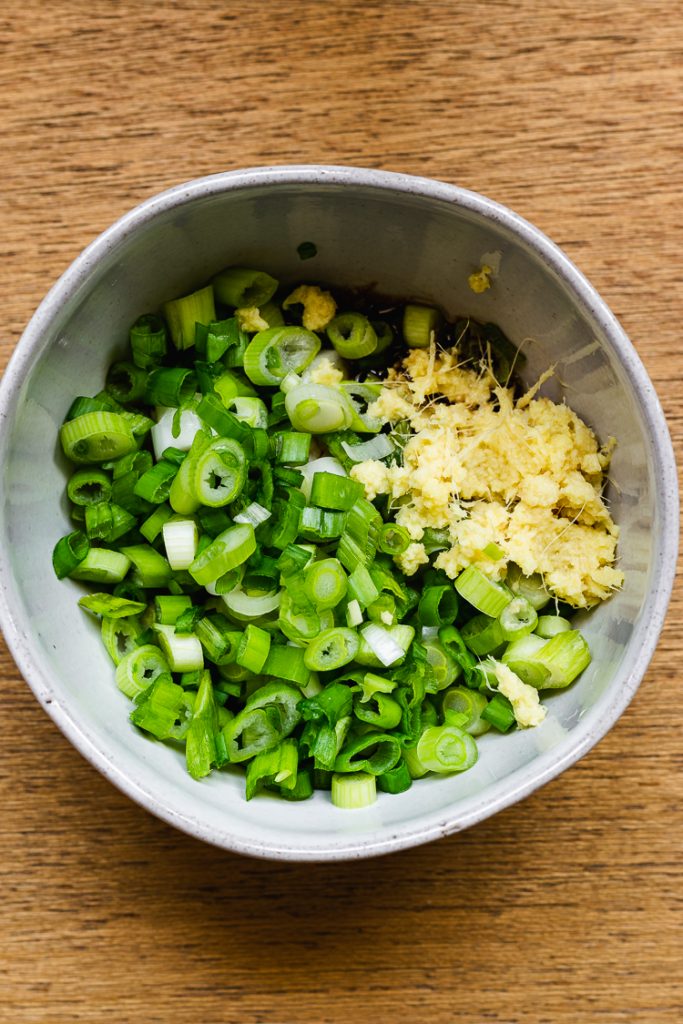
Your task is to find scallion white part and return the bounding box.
[360,623,405,667]
[345,598,364,627]
[151,406,204,459]
[153,623,204,672]
[298,457,347,501]
[221,587,282,621]
[341,434,395,463]
[162,518,198,570]
[233,502,272,527]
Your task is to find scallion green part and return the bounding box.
[163,285,216,350]
[402,303,440,348]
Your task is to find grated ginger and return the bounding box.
[492,662,547,728]
[235,306,270,332]
[349,342,623,608]
[283,285,336,331]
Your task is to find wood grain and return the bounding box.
[1,2,681,1022]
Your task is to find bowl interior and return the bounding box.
[0,169,674,859]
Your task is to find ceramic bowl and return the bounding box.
[0,167,677,860]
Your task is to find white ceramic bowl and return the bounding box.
[0,167,677,860]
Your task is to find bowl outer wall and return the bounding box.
[0,165,678,861]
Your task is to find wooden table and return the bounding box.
[2,3,681,1021]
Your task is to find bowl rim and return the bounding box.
[0,164,678,861]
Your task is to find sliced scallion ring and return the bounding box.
[243,326,321,386]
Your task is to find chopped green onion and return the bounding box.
[60,412,136,464]
[279,371,302,394]
[262,644,311,688]
[345,598,363,627]
[417,584,459,627]
[115,644,170,699]
[133,459,178,504]
[536,630,591,688]
[129,313,167,369]
[154,594,192,625]
[340,433,395,463]
[222,705,282,763]
[100,614,144,665]
[196,506,231,538]
[299,456,346,501]
[235,624,272,673]
[442,686,490,736]
[162,518,198,571]
[69,548,131,584]
[78,593,145,618]
[140,503,173,543]
[455,565,512,617]
[299,506,347,542]
[359,623,411,667]
[339,383,383,433]
[438,624,478,684]
[336,497,382,571]
[276,543,314,577]
[154,623,204,672]
[481,693,516,732]
[535,615,572,639]
[333,732,401,775]
[326,313,377,359]
[367,594,396,626]
[378,523,410,556]
[421,528,451,554]
[120,544,171,588]
[354,692,402,729]
[423,637,460,691]
[499,596,538,641]
[194,616,241,664]
[67,468,112,507]
[416,724,478,774]
[105,361,148,404]
[211,267,278,308]
[309,472,363,511]
[163,285,216,350]
[483,541,505,560]
[331,772,377,808]
[347,564,380,609]
[403,303,440,348]
[303,628,360,671]
[205,318,249,362]
[303,558,348,610]
[377,760,412,794]
[130,674,185,740]
[233,502,272,528]
[500,634,551,688]
[193,438,247,508]
[245,681,302,736]
[246,739,298,800]
[243,326,321,386]
[263,493,304,549]
[189,523,255,586]
[84,502,136,542]
[461,613,505,656]
[52,530,90,579]
[272,431,312,465]
[185,670,220,779]
[285,383,352,433]
[146,368,197,410]
[230,395,268,429]
[506,564,551,611]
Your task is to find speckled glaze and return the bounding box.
[0,167,677,861]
